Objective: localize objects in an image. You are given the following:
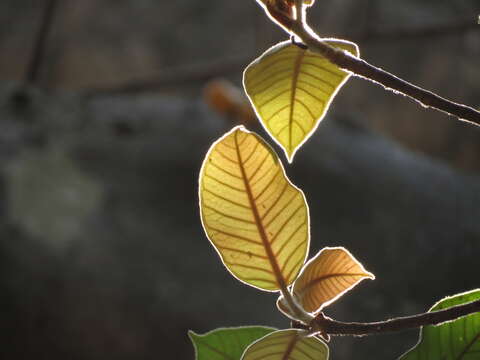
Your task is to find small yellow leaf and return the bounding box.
[199,126,310,291]
[243,39,359,162]
[242,329,328,360]
[291,247,374,313]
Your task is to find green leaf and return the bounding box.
[400,289,480,360]
[241,329,329,360]
[189,326,276,360]
[243,39,358,162]
[199,126,310,292]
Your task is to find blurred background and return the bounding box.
[0,0,479,359]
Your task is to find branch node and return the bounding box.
[290,35,308,49]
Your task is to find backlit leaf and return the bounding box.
[290,247,374,313]
[189,326,275,360]
[199,126,310,291]
[400,289,480,360]
[243,39,358,162]
[241,329,328,360]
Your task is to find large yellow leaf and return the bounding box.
[291,247,374,313]
[243,39,359,162]
[241,329,328,360]
[199,126,310,291]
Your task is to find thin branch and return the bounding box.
[275,1,480,127]
[25,0,59,85]
[85,57,248,97]
[308,298,480,337]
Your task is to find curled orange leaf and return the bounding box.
[199,126,310,291]
[291,247,374,313]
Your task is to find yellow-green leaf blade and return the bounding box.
[291,247,374,313]
[189,326,276,360]
[400,289,480,360]
[243,39,359,162]
[241,329,328,360]
[199,126,310,291]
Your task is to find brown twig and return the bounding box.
[308,299,480,337]
[269,1,480,127]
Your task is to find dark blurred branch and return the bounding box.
[84,57,248,97]
[25,0,59,85]
[84,19,478,96]
[309,298,480,337]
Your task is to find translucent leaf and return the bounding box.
[290,247,374,313]
[199,126,310,291]
[400,289,480,360]
[243,39,359,162]
[241,329,328,360]
[189,326,275,360]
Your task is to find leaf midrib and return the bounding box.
[234,131,287,291]
[288,48,306,154]
[298,272,371,294]
[281,332,299,360]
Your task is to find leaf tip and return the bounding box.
[187,330,199,341]
[284,144,302,163]
[285,151,295,163]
